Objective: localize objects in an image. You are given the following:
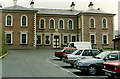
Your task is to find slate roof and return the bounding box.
[84,9,115,15]
[34,8,83,15]
[2,5,37,11]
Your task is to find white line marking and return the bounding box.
[46,58,107,78]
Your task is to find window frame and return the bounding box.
[102,34,108,44]
[39,18,45,29]
[58,19,64,29]
[49,18,55,29]
[71,34,77,42]
[89,17,95,28]
[63,34,69,45]
[21,15,28,27]
[5,31,13,44]
[20,32,28,44]
[6,14,13,26]
[36,34,42,45]
[102,18,108,29]
[90,34,96,44]
[44,34,51,45]
[68,19,74,30]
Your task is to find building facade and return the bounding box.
[113,36,120,50]
[1,1,115,49]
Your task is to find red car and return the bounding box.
[103,61,120,78]
[55,48,77,59]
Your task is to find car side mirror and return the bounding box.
[104,57,108,61]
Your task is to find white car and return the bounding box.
[63,49,100,66]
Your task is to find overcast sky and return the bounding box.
[0,0,119,30]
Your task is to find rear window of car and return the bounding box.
[92,50,100,56]
[65,49,73,52]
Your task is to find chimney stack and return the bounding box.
[70,2,75,11]
[13,0,17,6]
[30,0,34,9]
[88,2,94,10]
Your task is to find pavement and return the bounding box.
[2,49,110,79]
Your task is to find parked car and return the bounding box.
[103,53,120,78]
[74,51,120,75]
[63,49,100,66]
[55,48,77,59]
[66,42,92,49]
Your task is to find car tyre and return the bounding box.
[88,66,97,75]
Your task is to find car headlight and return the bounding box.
[114,67,117,71]
[104,65,106,68]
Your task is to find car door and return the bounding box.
[81,50,93,59]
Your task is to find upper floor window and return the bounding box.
[6,15,13,26]
[102,18,107,28]
[49,19,55,29]
[59,19,64,29]
[40,19,45,29]
[21,15,28,26]
[68,19,73,30]
[89,18,95,28]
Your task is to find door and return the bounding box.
[53,36,60,48]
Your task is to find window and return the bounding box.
[20,32,28,44]
[63,36,68,45]
[6,15,12,26]
[90,18,95,28]
[49,19,55,29]
[65,49,73,53]
[72,36,76,42]
[45,35,50,45]
[90,34,96,44]
[59,19,64,29]
[36,35,42,45]
[108,53,118,60]
[40,19,45,29]
[102,18,107,28]
[102,34,108,44]
[68,19,73,29]
[92,50,100,56]
[21,15,27,26]
[82,50,93,56]
[5,33,12,44]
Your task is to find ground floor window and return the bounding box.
[36,35,42,45]
[44,35,50,45]
[102,34,108,44]
[90,34,96,44]
[20,32,28,44]
[63,36,68,45]
[6,33,12,44]
[72,36,76,42]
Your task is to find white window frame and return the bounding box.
[49,18,55,29]
[58,19,64,29]
[89,17,95,28]
[71,34,77,42]
[78,18,81,29]
[44,33,51,45]
[5,14,13,26]
[39,18,46,29]
[5,31,13,44]
[36,34,42,45]
[90,33,96,44]
[102,34,108,44]
[63,34,69,45]
[102,17,108,29]
[20,31,28,44]
[68,19,74,30]
[21,15,28,27]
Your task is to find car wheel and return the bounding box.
[88,66,97,75]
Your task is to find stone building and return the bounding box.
[1,0,115,49]
[113,36,120,50]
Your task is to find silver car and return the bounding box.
[63,49,100,66]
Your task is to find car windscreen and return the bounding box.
[95,51,110,59]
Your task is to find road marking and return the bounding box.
[46,58,107,78]
[46,58,79,78]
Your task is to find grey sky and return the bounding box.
[0,0,119,30]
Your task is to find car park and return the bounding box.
[74,51,120,75]
[63,49,100,66]
[54,48,77,59]
[103,52,120,78]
